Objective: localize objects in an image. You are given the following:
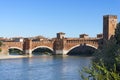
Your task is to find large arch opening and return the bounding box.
[67,44,97,56]
[32,46,53,56]
[9,47,23,55]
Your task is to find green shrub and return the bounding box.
[81,61,120,80]
[81,22,120,80]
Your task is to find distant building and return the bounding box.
[11,37,24,42]
[0,37,11,42]
[31,35,48,41]
[97,34,103,38]
[80,34,89,38]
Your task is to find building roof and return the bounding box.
[80,34,88,36]
[57,32,65,34]
[103,15,117,18]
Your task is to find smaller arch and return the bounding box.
[8,47,23,55]
[32,46,53,52]
[8,47,23,51]
[66,44,98,54]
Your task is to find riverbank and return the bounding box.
[0,55,28,60]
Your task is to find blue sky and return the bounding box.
[0,0,120,38]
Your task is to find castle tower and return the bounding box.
[57,32,65,39]
[103,15,117,40]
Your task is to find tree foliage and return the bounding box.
[93,38,120,71]
[115,22,120,45]
[81,22,120,80]
[0,41,2,47]
[0,41,2,52]
[81,61,120,80]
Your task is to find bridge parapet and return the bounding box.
[32,40,54,43]
[0,37,101,55]
[66,38,99,43]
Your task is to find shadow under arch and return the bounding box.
[67,44,97,56]
[8,47,23,55]
[32,46,54,55]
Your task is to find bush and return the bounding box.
[81,22,120,80]
[93,38,120,72]
[81,61,120,80]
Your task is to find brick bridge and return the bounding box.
[1,36,99,56]
[0,15,118,56]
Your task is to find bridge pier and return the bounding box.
[23,38,32,57]
[24,49,32,57]
[55,50,64,55]
[55,50,68,55]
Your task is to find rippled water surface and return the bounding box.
[0,56,92,80]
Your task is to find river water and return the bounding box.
[0,55,92,80]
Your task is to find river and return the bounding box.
[0,55,92,80]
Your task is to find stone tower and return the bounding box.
[103,15,117,40]
[57,32,65,39]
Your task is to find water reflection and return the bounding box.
[0,56,92,80]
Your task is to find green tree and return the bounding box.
[0,41,2,52]
[94,22,120,72]
[93,38,120,71]
[115,22,120,45]
[81,22,120,80]
[81,61,120,80]
[0,41,2,46]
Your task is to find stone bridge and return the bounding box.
[0,15,118,56]
[0,36,100,56]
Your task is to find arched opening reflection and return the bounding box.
[9,48,23,55]
[32,47,53,56]
[67,45,96,56]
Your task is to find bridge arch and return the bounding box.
[8,47,23,55]
[32,46,54,52]
[66,44,98,55]
[8,47,23,51]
